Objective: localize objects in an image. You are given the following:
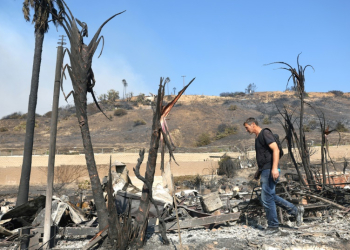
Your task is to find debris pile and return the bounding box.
[1,166,350,249]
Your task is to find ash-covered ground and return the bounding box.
[46,213,350,250]
[141,216,350,250]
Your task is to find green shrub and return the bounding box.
[220,92,245,97]
[336,122,349,132]
[196,133,211,147]
[143,99,152,105]
[134,119,146,126]
[218,155,240,178]
[262,115,271,125]
[14,121,38,131]
[78,180,91,191]
[2,112,23,119]
[107,89,120,102]
[137,94,145,103]
[14,122,27,131]
[193,174,204,187]
[328,90,343,97]
[215,124,238,140]
[115,101,133,110]
[43,111,52,118]
[0,127,8,132]
[114,109,127,117]
[303,125,311,132]
[308,120,317,130]
[228,104,237,111]
[1,112,40,119]
[86,103,100,115]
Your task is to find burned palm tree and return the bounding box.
[122,79,128,100]
[267,54,316,187]
[277,106,308,186]
[277,96,341,190]
[54,0,125,230]
[305,104,341,187]
[133,77,195,247]
[17,0,65,207]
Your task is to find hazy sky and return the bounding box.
[1,0,350,118]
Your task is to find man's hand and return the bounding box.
[271,168,279,181]
[268,142,280,181]
[254,170,261,180]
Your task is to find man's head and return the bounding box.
[243,117,260,135]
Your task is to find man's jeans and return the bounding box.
[260,169,298,228]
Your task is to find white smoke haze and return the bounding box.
[0,21,148,119]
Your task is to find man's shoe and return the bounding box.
[296,205,304,227]
[259,227,280,236]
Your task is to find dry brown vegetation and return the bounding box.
[0,92,350,152]
[39,165,88,194]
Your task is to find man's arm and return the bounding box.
[269,142,280,181]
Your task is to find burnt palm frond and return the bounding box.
[159,77,195,166]
[22,0,31,22]
[265,53,314,97]
[87,10,126,52]
[23,0,65,33]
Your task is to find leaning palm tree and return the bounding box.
[17,0,64,206]
[122,79,127,100]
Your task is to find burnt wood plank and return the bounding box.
[150,212,241,233]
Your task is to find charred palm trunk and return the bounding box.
[133,77,194,248]
[267,54,315,189]
[299,93,315,186]
[134,84,163,247]
[277,105,307,186]
[284,112,307,186]
[17,31,44,206]
[321,122,327,187]
[72,86,109,230]
[56,0,125,230]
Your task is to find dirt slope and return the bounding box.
[0,91,350,152]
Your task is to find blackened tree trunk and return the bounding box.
[55,1,125,231]
[279,107,307,186]
[267,55,315,188]
[133,77,194,247]
[72,87,109,230]
[17,31,44,206]
[134,90,162,247]
[299,93,314,186]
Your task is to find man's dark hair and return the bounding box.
[243,117,258,126]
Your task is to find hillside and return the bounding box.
[1,91,350,154]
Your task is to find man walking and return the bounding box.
[243,117,304,234]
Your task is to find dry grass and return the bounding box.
[39,165,88,195]
[1,93,350,151]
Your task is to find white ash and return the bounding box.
[142,215,350,250]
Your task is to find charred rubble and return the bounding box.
[1,156,350,249]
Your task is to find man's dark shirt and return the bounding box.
[255,129,276,172]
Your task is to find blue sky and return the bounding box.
[1,0,350,118]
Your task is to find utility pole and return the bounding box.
[181,76,186,88]
[43,35,65,249]
[181,76,186,95]
[173,87,176,95]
